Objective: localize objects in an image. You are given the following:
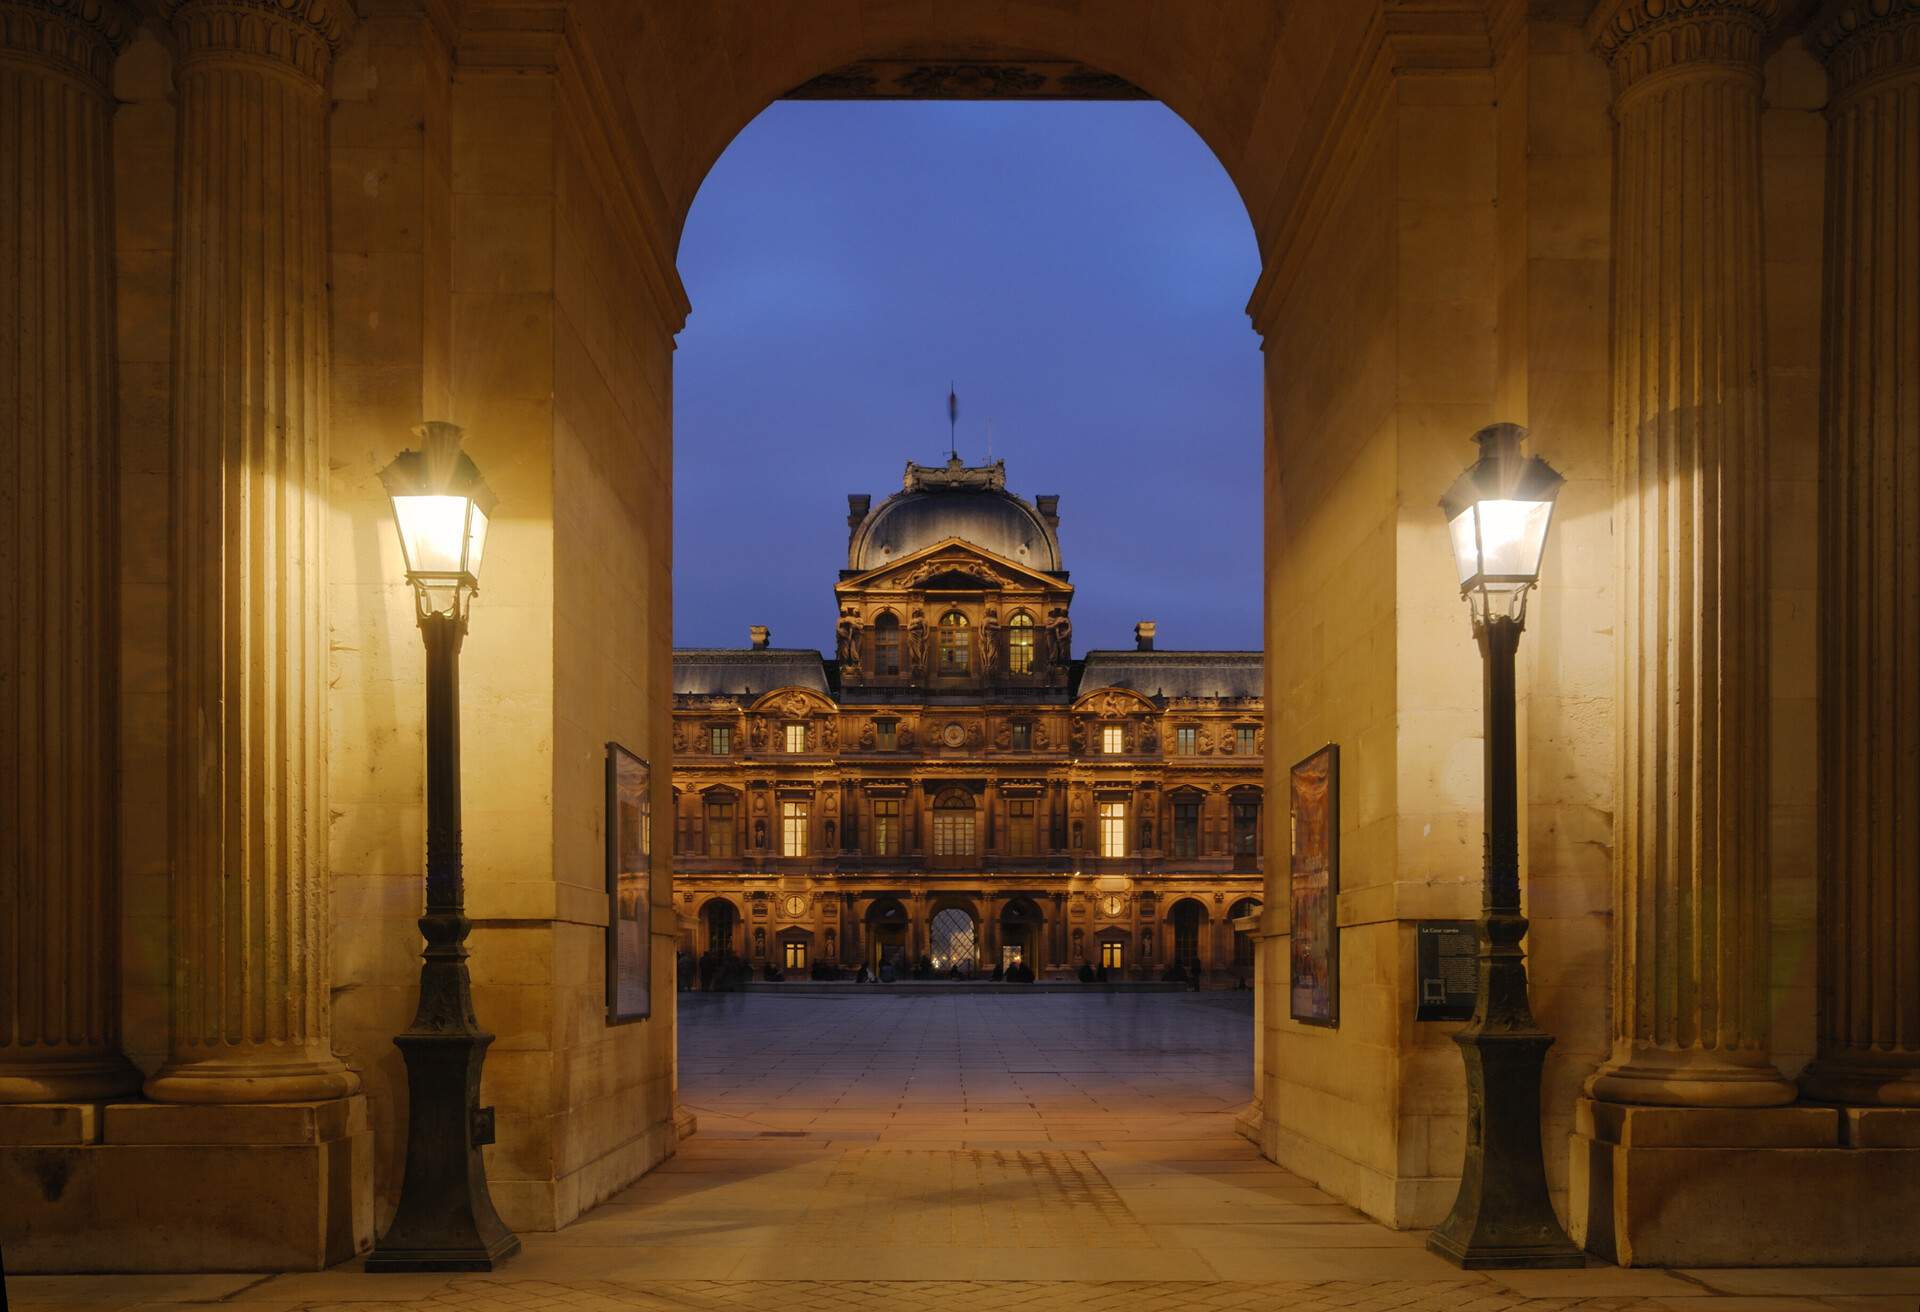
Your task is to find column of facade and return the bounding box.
[0,0,140,1102]
[144,0,357,1103]
[1802,0,1920,1106]
[1586,0,1795,1107]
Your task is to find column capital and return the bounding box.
[168,0,353,85]
[1588,0,1780,93]
[1810,0,1920,93]
[0,0,137,90]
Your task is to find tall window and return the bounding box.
[1102,724,1124,755]
[1010,719,1032,751]
[785,722,806,754]
[873,612,901,675]
[871,798,900,856]
[1232,799,1260,856]
[1007,610,1035,674]
[784,940,807,971]
[1098,800,1127,858]
[706,797,736,858]
[781,800,808,856]
[1101,941,1125,970]
[709,724,732,755]
[875,718,897,751]
[1007,798,1037,855]
[1172,800,1200,858]
[938,610,970,674]
[1175,726,1196,756]
[1235,725,1256,756]
[933,789,976,856]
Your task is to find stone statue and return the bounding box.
[836,605,862,677]
[858,720,876,750]
[821,717,839,751]
[897,723,916,750]
[907,607,928,672]
[1046,608,1072,665]
[750,719,768,752]
[982,606,1001,675]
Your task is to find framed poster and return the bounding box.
[606,742,651,1023]
[1288,743,1339,1026]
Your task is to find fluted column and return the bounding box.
[144,0,357,1103]
[1586,0,1795,1107]
[0,0,140,1103]
[1802,0,1920,1107]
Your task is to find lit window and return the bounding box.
[939,610,970,675]
[1236,726,1256,756]
[933,789,976,857]
[709,724,732,755]
[1101,941,1124,970]
[1099,800,1127,858]
[1232,799,1260,856]
[873,613,901,675]
[706,798,735,858]
[1010,719,1031,751]
[875,718,897,751]
[1172,800,1199,858]
[1007,798,1036,855]
[785,722,806,754]
[1175,726,1196,756]
[871,798,900,856]
[782,800,808,856]
[1007,611,1035,674]
[784,940,807,971]
[1102,725,1124,755]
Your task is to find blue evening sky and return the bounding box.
[672,101,1263,656]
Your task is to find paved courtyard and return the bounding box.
[10,993,1920,1310]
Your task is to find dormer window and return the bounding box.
[1007,610,1035,674]
[939,610,970,675]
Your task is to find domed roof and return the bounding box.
[849,458,1061,573]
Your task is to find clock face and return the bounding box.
[783,895,808,918]
[941,722,966,747]
[1104,894,1126,916]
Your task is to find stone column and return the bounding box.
[0,0,140,1103]
[1802,0,1920,1107]
[1586,0,1795,1107]
[144,0,357,1103]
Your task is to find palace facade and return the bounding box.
[671,456,1263,979]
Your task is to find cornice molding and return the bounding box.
[169,0,353,85]
[0,0,137,90]
[1809,0,1920,92]
[1588,0,1779,94]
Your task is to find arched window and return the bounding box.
[872,612,901,676]
[1007,610,1035,674]
[938,609,970,674]
[933,787,976,857]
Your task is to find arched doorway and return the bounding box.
[1229,897,1262,974]
[998,897,1046,972]
[702,898,739,960]
[1169,898,1208,977]
[928,905,978,974]
[865,896,910,970]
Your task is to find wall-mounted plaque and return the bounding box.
[1288,743,1339,1026]
[1415,920,1478,1021]
[605,742,651,1023]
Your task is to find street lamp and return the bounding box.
[366,421,520,1272]
[1426,422,1583,1270]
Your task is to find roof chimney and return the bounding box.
[847,493,870,542]
[1035,494,1060,529]
[749,625,770,650]
[1134,621,1156,652]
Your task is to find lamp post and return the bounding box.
[1426,423,1583,1270]
[366,422,520,1272]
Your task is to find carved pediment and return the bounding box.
[1073,686,1159,717]
[747,686,837,717]
[836,536,1072,596]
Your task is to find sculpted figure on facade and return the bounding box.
[982,606,1001,675]
[907,607,928,673]
[836,605,862,678]
[858,720,876,750]
[1046,608,1072,666]
[897,722,916,750]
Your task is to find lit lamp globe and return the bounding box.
[1439,422,1563,631]
[380,421,495,623]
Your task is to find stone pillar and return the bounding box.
[1802,0,1920,1107]
[0,0,140,1103]
[144,0,357,1104]
[1586,0,1795,1107]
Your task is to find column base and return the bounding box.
[674,1102,699,1141]
[0,1096,372,1271]
[1568,1098,1920,1265]
[1585,1049,1796,1107]
[1799,1054,1920,1107]
[0,1053,142,1104]
[144,1051,361,1104]
[1233,1097,1263,1145]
